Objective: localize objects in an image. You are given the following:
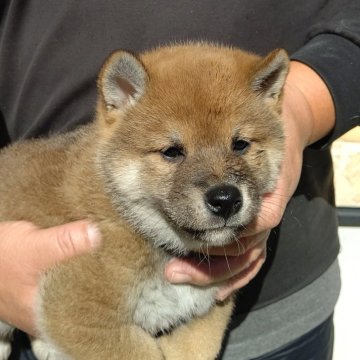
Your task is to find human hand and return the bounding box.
[0,220,100,335]
[165,61,335,300]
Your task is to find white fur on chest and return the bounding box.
[132,276,218,335]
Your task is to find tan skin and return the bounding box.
[0,61,335,336]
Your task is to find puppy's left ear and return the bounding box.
[98,50,149,111]
[250,49,289,107]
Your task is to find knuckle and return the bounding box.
[267,210,283,228]
[192,270,213,286]
[55,227,78,258]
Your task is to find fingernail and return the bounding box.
[170,272,192,284]
[87,224,101,248]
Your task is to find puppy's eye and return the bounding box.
[232,139,250,154]
[161,146,184,160]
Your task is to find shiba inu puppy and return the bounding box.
[0,42,288,359]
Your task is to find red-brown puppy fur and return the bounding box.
[0,43,288,359]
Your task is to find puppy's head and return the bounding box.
[96,43,288,254]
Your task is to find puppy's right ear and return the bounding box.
[98,51,148,111]
[250,49,289,109]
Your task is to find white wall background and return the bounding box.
[333,226,360,360]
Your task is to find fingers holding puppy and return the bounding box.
[164,230,269,299]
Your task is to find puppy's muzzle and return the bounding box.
[204,184,242,220]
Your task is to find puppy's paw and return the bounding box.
[0,340,11,360]
[31,338,67,360]
[0,321,13,360]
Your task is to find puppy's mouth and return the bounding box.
[182,225,243,246]
[160,226,243,257]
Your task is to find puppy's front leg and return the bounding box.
[38,265,165,359]
[40,324,164,360]
[159,299,233,360]
[0,322,14,360]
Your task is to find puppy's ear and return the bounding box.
[98,50,148,111]
[250,49,289,107]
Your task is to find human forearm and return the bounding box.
[291,34,360,147]
[283,61,335,149]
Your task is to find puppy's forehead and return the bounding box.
[138,45,259,145]
[140,100,255,152]
[141,45,256,96]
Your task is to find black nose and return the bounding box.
[204,185,242,220]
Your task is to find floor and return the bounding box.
[333,226,360,360]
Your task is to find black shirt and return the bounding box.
[0,0,359,314]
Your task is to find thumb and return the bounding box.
[28,220,101,272]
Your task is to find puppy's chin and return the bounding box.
[180,226,243,251]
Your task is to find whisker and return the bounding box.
[233,236,245,256]
[196,244,209,267]
[206,243,211,276]
[223,246,234,277]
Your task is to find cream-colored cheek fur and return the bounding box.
[108,161,261,252]
[102,160,202,253]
